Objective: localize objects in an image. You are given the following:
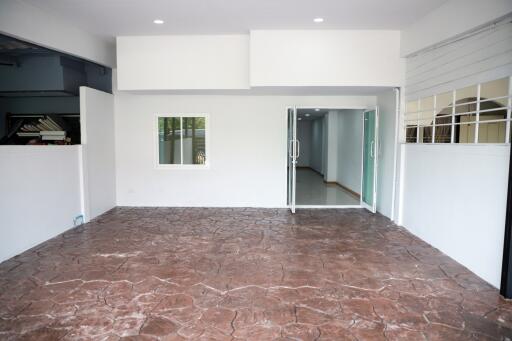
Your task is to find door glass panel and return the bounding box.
[362,110,376,209]
[182,117,206,165]
[159,117,182,164]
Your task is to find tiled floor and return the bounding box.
[296,168,360,206]
[1,208,512,340]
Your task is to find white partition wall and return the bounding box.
[80,87,116,221]
[0,146,83,262]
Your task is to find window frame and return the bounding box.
[154,113,210,170]
[404,76,512,145]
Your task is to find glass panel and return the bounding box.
[406,100,419,113]
[480,99,507,112]
[479,109,507,121]
[362,110,376,208]
[405,127,417,143]
[456,85,478,103]
[455,102,477,115]
[418,110,434,126]
[481,78,509,107]
[420,96,434,111]
[455,123,476,143]
[419,126,433,143]
[436,91,453,114]
[457,113,477,124]
[158,117,182,164]
[435,114,452,125]
[182,117,206,165]
[478,121,506,143]
[434,124,452,143]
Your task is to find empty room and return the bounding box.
[1,0,512,340]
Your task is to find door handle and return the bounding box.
[370,141,374,158]
[296,140,300,159]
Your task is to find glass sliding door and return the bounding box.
[287,107,298,213]
[361,108,379,212]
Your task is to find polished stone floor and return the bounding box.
[1,208,512,340]
[296,168,360,206]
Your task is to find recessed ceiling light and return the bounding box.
[315,108,320,111]
[153,19,164,24]
[313,18,324,23]
[298,117,302,120]
[305,114,311,117]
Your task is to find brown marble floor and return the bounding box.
[1,208,512,340]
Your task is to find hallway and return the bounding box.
[296,168,360,206]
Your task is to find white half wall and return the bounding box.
[0,146,83,262]
[0,0,115,67]
[336,110,363,195]
[250,30,402,87]
[401,0,512,56]
[80,87,116,221]
[117,35,249,90]
[115,93,375,207]
[401,144,509,288]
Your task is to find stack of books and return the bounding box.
[40,130,66,141]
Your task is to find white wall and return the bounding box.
[310,118,325,175]
[117,35,249,90]
[0,0,115,67]
[115,93,375,207]
[401,0,512,56]
[296,120,312,167]
[250,30,402,87]
[0,146,83,262]
[335,110,363,194]
[376,90,397,219]
[80,87,116,221]
[401,144,509,288]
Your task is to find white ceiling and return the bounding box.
[23,0,448,39]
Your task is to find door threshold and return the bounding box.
[295,205,362,209]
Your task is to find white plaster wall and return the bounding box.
[401,0,512,56]
[310,118,325,175]
[114,94,375,207]
[117,35,249,90]
[80,87,116,221]
[0,0,115,67]
[336,110,363,195]
[296,120,312,167]
[401,144,509,288]
[0,146,83,262]
[250,30,402,87]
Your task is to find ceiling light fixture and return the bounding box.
[313,18,324,23]
[315,108,320,111]
[298,117,303,120]
[153,19,165,24]
[305,114,311,117]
